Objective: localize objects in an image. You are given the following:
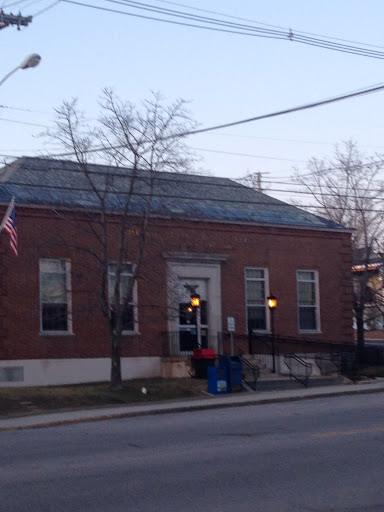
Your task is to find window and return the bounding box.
[297,270,319,331]
[40,259,71,333]
[245,268,267,331]
[108,263,136,332]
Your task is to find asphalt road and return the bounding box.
[1,393,384,512]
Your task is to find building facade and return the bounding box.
[0,157,353,386]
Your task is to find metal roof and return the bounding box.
[0,156,347,231]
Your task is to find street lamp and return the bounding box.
[190,294,200,308]
[190,293,202,348]
[0,54,41,87]
[267,294,277,373]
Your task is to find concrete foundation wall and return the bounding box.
[0,357,162,387]
[256,353,323,377]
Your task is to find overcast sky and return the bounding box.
[2,0,384,203]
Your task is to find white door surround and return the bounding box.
[165,252,228,354]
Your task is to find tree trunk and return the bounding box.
[110,334,123,390]
[355,307,365,366]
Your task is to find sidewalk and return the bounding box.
[1,380,384,431]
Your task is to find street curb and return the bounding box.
[1,384,384,432]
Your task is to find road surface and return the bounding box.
[1,393,384,511]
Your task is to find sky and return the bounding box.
[2,0,384,203]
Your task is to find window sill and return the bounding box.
[298,330,322,334]
[40,331,75,337]
[121,331,141,337]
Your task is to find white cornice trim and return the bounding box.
[163,251,229,263]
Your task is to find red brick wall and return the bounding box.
[1,207,353,360]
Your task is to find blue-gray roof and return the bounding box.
[0,157,346,231]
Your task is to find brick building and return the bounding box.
[0,157,353,386]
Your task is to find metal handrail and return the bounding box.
[284,354,312,388]
[315,353,341,375]
[240,355,260,390]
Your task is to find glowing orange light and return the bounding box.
[191,294,201,308]
[267,295,277,309]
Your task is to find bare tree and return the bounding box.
[293,140,384,353]
[236,170,270,193]
[46,89,197,390]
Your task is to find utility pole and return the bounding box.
[0,11,33,30]
[257,171,262,192]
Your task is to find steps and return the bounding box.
[255,375,344,391]
[240,353,345,391]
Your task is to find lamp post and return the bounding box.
[0,54,41,87]
[267,294,277,373]
[191,293,201,348]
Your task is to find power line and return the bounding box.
[186,82,384,136]
[206,132,337,146]
[1,0,31,8]
[48,79,384,158]
[0,117,51,128]
[5,159,384,198]
[209,132,384,151]
[105,0,384,61]
[61,0,289,40]
[33,0,60,16]
[0,104,50,114]
[3,176,384,214]
[20,0,46,10]
[152,0,384,52]
[190,147,306,163]
[61,0,384,60]
[258,186,384,201]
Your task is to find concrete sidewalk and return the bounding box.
[2,380,384,431]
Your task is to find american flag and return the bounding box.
[1,199,18,256]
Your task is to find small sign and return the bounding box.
[227,316,235,332]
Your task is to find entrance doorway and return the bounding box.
[178,279,208,354]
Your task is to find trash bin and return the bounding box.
[219,355,243,392]
[207,366,229,395]
[192,348,216,379]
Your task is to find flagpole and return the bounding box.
[0,197,15,234]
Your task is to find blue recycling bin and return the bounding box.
[219,355,243,392]
[207,366,229,395]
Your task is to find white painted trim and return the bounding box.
[296,269,321,333]
[163,252,229,262]
[167,261,222,353]
[244,267,269,333]
[39,258,73,335]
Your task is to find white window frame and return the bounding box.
[297,269,320,332]
[39,258,72,335]
[245,267,269,332]
[108,262,138,334]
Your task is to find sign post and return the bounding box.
[227,316,235,356]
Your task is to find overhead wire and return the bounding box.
[115,0,384,59]
[4,160,384,197]
[2,176,384,213]
[1,0,31,8]
[0,117,51,128]
[33,0,60,16]
[47,78,384,158]
[61,0,289,41]
[152,0,384,52]
[61,0,384,60]
[0,104,50,114]
[190,147,307,163]
[20,0,46,9]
